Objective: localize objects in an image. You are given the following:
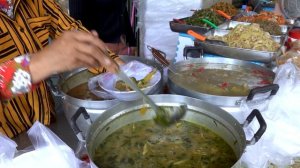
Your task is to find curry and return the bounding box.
[93,120,237,168]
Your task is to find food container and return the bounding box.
[218,20,289,38]
[167,57,278,107]
[49,56,164,137]
[194,29,283,63]
[169,17,212,34]
[286,28,300,49]
[71,94,266,168]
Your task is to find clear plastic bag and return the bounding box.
[0,122,84,168]
[94,60,161,101]
[241,61,300,168]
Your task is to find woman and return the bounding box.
[0,0,121,138]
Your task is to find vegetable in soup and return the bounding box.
[93,120,237,168]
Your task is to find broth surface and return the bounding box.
[170,66,273,96]
[93,120,237,168]
[67,82,105,100]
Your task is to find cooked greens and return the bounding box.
[115,69,157,91]
[185,8,224,27]
[93,120,237,168]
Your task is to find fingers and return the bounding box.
[55,31,120,73]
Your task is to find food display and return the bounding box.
[169,66,274,97]
[211,2,238,16]
[236,11,286,25]
[253,20,282,35]
[93,119,237,168]
[185,8,224,27]
[210,24,280,52]
[277,40,300,67]
[115,69,157,91]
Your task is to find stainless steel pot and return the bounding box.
[72,94,266,168]
[167,57,279,107]
[51,56,164,138]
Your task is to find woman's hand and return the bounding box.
[29,31,119,83]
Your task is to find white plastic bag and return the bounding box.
[95,60,161,101]
[0,122,83,168]
[241,61,300,168]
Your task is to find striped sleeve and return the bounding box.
[41,0,121,71]
[42,0,88,38]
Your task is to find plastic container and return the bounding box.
[286,28,300,49]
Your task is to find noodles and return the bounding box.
[210,24,280,52]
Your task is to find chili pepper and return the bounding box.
[219,82,229,89]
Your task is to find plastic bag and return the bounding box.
[94,60,161,101]
[241,61,300,168]
[0,122,83,168]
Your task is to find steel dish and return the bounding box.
[195,28,283,63]
[167,57,278,107]
[71,94,266,168]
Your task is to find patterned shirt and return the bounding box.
[0,0,118,138]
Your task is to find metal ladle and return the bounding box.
[105,49,187,126]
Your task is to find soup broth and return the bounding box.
[170,67,273,96]
[93,120,237,168]
[67,82,105,100]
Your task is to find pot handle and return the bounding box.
[70,107,92,142]
[246,84,279,101]
[243,109,267,145]
[183,46,203,59]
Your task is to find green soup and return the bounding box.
[93,120,237,168]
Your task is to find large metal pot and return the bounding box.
[52,56,164,137]
[167,57,279,107]
[72,94,266,168]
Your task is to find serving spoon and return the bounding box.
[117,68,187,126]
[89,49,187,126]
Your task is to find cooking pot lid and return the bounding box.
[169,61,275,96]
[279,0,300,19]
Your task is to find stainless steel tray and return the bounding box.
[218,21,288,37]
[195,28,283,63]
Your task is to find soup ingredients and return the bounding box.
[115,69,157,91]
[236,11,286,25]
[185,8,224,27]
[211,2,238,16]
[169,64,274,96]
[210,24,280,52]
[93,120,237,168]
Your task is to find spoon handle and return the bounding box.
[117,70,159,112]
